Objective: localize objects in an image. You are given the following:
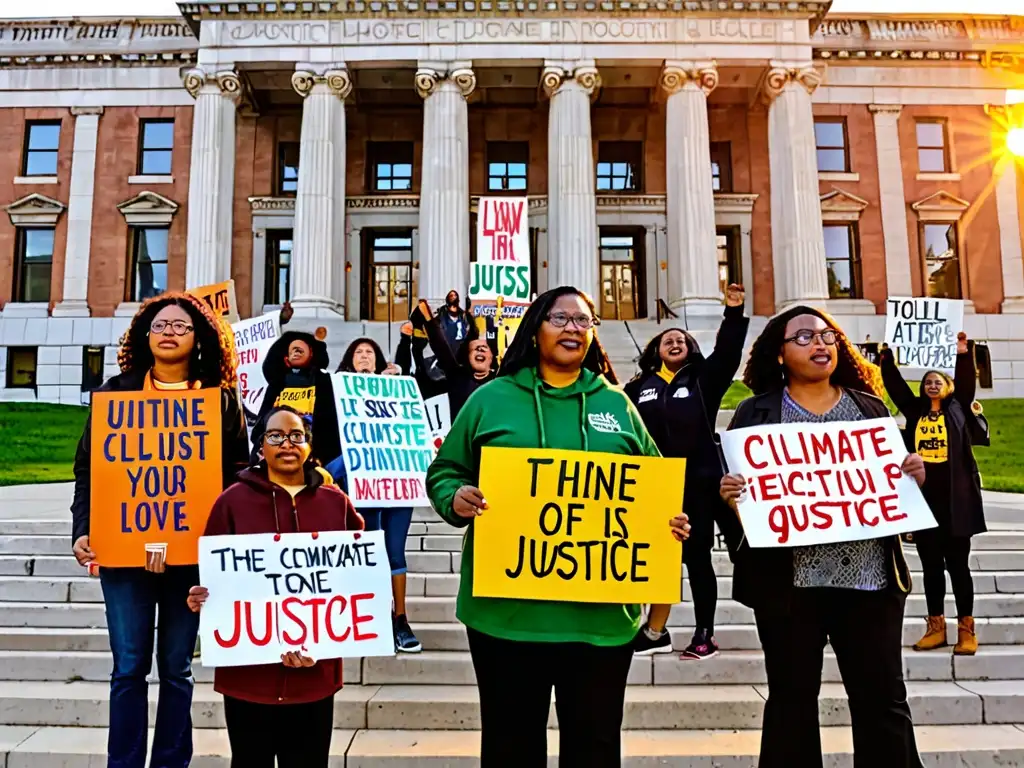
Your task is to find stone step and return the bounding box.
[0,680,1016,731]
[3,724,1024,766]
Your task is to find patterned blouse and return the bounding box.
[783,389,889,591]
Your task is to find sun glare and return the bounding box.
[1008,127,1024,158]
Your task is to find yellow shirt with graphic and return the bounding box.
[915,413,949,463]
[276,386,316,416]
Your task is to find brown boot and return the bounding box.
[913,615,948,651]
[955,617,978,656]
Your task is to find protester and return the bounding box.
[253,331,339,466]
[437,289,470,352]
[881,332,988,656]
[426,286,690,767]
[719,306,926,767]
[624,283,749,658]
[187,406,363,768]
[70,293,249,768]
[329,337,420,652]
[417,299,497,419]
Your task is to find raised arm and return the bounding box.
[394,328,413,375]
[424,314,460,376]
[953,332,977,410]
[878,346,916,415]
[700,294,750,399]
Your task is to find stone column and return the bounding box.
[289,67,350,316]
[543,63,600,300]
[762,63,830,309]
[996,156,1024,312]
[416,64,474,305]
[869,104,913,298]
[661,62,721,322]
[53,106,103,317]
[183,68,241,289]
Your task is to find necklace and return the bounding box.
[926,410,942,421]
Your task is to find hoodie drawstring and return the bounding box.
[580,392,589,451]
[532,376,589,452]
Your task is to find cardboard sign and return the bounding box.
[468,263,531,302]
[333,372,433,508]
[90,389,223,567]
[471,300,526,364]
[232,313,281,436]
[477,197,529,265]
[884,297,964,372]
[423,394,452,453]
[198,531,394,667]
[192,280,240,325]
[473,447,685,604]
[720,418,937,549]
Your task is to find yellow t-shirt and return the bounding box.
[915,413,949,463]
[279,484,306,499]
[276,386,316,416]
[541,369,580,389]
[656,363,675,385]
[150,379,190,391]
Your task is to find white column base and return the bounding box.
[1002,298,1024,313]
[822,298,878,316]
[51,301,91,318]
[288,299,345,320]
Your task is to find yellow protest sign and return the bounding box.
[473,447,685,604]
[191,280,240,325]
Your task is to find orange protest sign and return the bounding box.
[90,389,223,567]
[191,280,240,324]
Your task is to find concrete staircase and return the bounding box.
[0,485,1023,765]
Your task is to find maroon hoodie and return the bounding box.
[203,464,364,705]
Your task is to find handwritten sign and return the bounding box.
[423,394,451,454]
[192,280,240,325]
[473,447,685,604]
[884,297,963,372]
[477,197,529,265]
[333,372,433,508]
[198,531,394,667]
[232,313,280,436]
[90,390,223,567]
[720,418,936,549]
[468,263,531,302]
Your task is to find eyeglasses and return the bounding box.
[151,320,194,336]
[546,312,599,330]
[264,431,308,446]
[784,329,842,347]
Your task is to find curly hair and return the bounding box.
[743,305,882,397]
[117,292,237,389]
[632,327,700,381]
[337,337,388,374]
[498,286,618,385]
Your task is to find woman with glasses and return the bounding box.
[187,406,364,768]
[718,307,926,767]
[880,333,988,656]
[70,293,249,768]
[624,283,749,659]
[426,286,691,767]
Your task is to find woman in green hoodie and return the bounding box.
[426,286,690,767]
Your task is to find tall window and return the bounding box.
[916,121,949,173]
[129,227,169,301]
[6,348,37,390]
[13,228,54,303]
[368,142,414,192]
[265,230,293,306]
[596,142,642,192]
[487,142,528,192]
[814,119,849,173]
[138,119,174,175]
[22,121,61,176]
[822,223,861,299]
[921,222,961,298]
[82,347,105,392]
[277,142,299,196]
[710,142,732,193]
[716,227,741,296]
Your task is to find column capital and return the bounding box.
[660,62,718,96]
[869,103,903,116]
[183,67,244,103]
[70,106,104,117]
[761,62,822,104]
[541,62,601,99]
[415,64,476,99]
[292,68,352,100]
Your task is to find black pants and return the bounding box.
[755,588,923,768]
[684,491,735,632]
[467,627,634,767]
[915,529,974,618]
[223,694,335,768]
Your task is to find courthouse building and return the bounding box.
[0,2,1023,403]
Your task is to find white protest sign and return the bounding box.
[423,394,451,454]
[720,418,936,549]
[333,372,433,508]
[884,297,964,372]
[477,197,529,264]
[198,530,394,667]
[231,313,281,436]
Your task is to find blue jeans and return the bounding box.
[100,565,200,768]
[362,508,413,575]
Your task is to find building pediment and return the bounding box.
[117,191,179,226]
[4,192,66,226]
[820,187,869,221]
[911,190,970,222]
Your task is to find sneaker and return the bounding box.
[680,628,719,660]
[633,624,673,656]
[393,613,422,653]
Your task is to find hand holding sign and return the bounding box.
[720,474,747,512]
[73,535,94,567]
[281,651,316,668]
[902,453,926,486]
[454,485,488,518]
[668,513,691,543]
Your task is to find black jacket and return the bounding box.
[424,314,495,420]
[725,388,913,614]
[70,369,250,544]
[880,346,987,538]
[253,331,340,465]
